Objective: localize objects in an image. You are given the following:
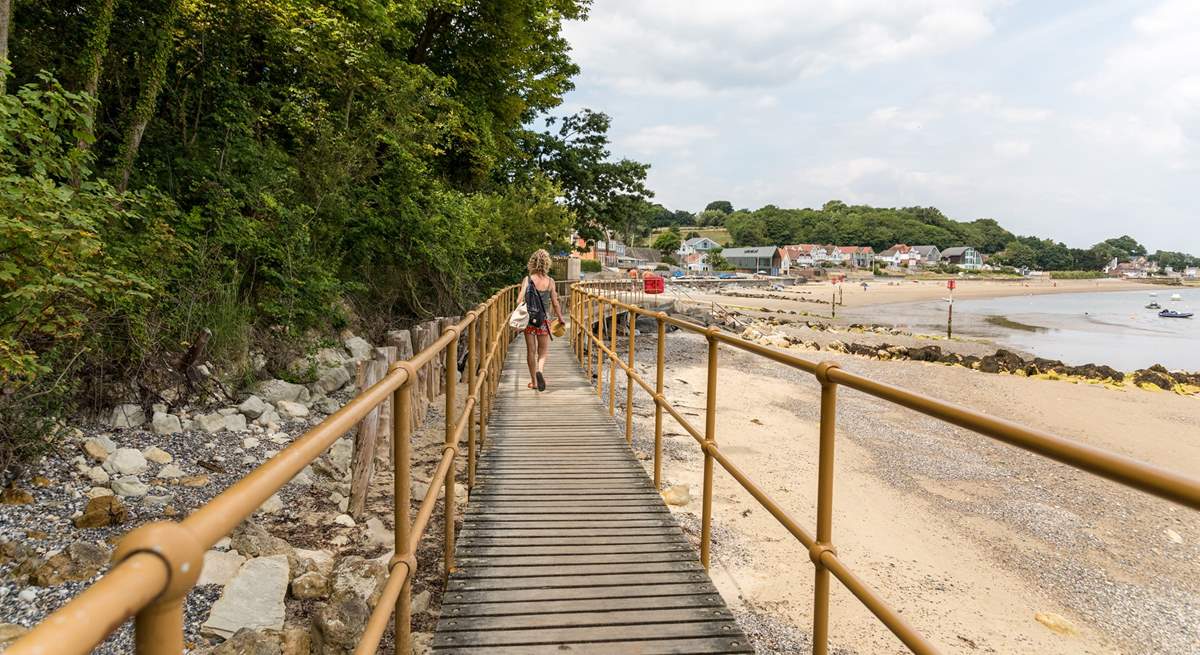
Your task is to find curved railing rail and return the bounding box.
[572,279,1200,655]
[10,284,521,655]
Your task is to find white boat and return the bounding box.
[1170,293,1183,301]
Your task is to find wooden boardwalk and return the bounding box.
[433,337,753,654]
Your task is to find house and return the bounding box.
[1109,256,1158,278]
[626,247,662,264]
[682,252,709,272]
[820,245,847,266]
[849,246,875,267]
[941,246,982,270]
[910,245,941,266]
[677,236,721,257]
[784,244,815,268]
[722,246,784,275]
[593,239,626,268]
[876,244,912,268]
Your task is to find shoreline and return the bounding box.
[840,278,1150,310]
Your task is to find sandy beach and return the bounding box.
[608,325,1199,654]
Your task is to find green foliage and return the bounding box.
[695,209,727,227]
[652,231,682,257]
[1049,270,1107,279]
[580,259,602,273]
[707,247,733,271]
[704,200,733,214]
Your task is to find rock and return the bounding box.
[178,474,211,487]
[157,464,184,479]
[288,466,315,488]
[202,555,290,639]
[143,490,174,508]
[109,404,147,428]
[243,437,261,449]
[363,518,393,549]
[315,398,341,415]
[29,541,109,586]
[907,345,943,362]
[295,549,335,575]
[111,476,149,497]
[224,413,248,432]
[333,514,355,528]
[83,435,116,462]
[198,549,247,586]
[662,484,691,506]
[1165,528,1183,544]
[17,588,37,602]
[257,380,310,404]
[411,632,433,655]
[329,555,386,608]
[87,466,110,484]
[151,412,183,435]
[238,395,270,419]
[196,413,229,433]
[0,623,30,646]
[256,405,282,428]
[411,589,432,614]
[108,448,148,475]
[0,487,34,505]
[312,590,369,655]
[231,521,296,568]
[219,407,240,416]
[1034,611,1077,636]
[276,401,309,419]
[257,494,284,515]
[291,571,330,600]
[86,486,114,499]
[142,446,173,465]
[1133,367,1175,390]
[281,626,311,655]
[343,336,372,362]
[195,628,283,655]
[315,366,351,394]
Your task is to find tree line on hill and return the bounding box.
[1,0,654,472]
[639,200,1195,273]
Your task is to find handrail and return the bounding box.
[11,283,521,655]
[571,280,1200,655]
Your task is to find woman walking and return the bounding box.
[522,249,564,391]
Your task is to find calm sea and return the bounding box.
[950,288,1200,371]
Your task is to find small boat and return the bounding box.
[1159,309,1193,319]
[1146,302,1161,309]
[1170,293,1183,301]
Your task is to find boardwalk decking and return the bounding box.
[433,336,753,654]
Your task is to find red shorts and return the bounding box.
[524,324,550,336]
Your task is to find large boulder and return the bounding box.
[1133,367,1175,390]
[201,555,290,639]
[74,496,128,528]
[314,366,351,394]
[111,476,149,497]
[342,336,372,362]
[231,521,296,569]
[329,556,387,608]
[312,590,369,655]
[107,448,148,476]
[142,446,173,465]
[238,395,270,419]
[276,401,309,420]
[109,404,147,429]
[151,412,183,435]
[257,380,310,404]
[198,549,247,586]
[907,345,943,362]
[195,413,229,433]
[82,435,117,462]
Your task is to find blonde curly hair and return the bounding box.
[527,249,552,275]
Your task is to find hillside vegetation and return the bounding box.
[0,1,655,472]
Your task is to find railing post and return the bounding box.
[467,318,477,491]
[444,331,458,578]
[393,371,413,655]
[596,299,605,398]
[609,299,617,417]
[700,329,718,569]
[812,362,840,655]
[654,313,665,489]
[625,308,635,444]
[134,597,184,654]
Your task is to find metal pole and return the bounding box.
[443,333,458,578]
[700,332,718,569]
[813,366,839,655]
[393,377,413,655]
[609,300,617,417]
[134,598,183,654]
[654,315,665,489]
[467,319,477,490]
[626,311,635,444]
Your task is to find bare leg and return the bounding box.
[537,333,551,377]
[524,331,537,387]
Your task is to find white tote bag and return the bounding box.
[508,301,529,329]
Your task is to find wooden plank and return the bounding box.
[442,594,726,617]
[438,606,735,631]
[442,582,719,604]
[433,619,746,648]
[432,636,753,654]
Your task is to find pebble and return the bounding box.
[141,446,173,465]
[333,514,356,527]
[18,589,37,603]
[242,437,260,449]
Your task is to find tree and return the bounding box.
[695,209,726,227]
[1102,235,1146,257]
[707,247,732,271]
[994,240,1038,269]
[0,0,10,94]
[705,200,733,214]
[652,230,682,258]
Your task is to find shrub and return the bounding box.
[581,259,602,273]
[1050,270,1107,279]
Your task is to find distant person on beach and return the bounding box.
[521,249,564,391]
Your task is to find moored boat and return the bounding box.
[1159,309,1193,319]
[1146,302,1161,309]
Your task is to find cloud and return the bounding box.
[564,1,1000,97]
[617,124,718,154]
[870,106,940,131]
[959,93,1052,122]
[993,139,1031,158]
[792,158,964,206]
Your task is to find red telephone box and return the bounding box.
[643,274,664,294]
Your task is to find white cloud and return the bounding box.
[993,139,1031,158]
[564,1,1000,97]
[793,158,964,205]
[618,124,718,154]
[959,93,1051,122]
[870,106,940,131]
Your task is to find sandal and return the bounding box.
[536,372,546,391]
[527,382,536,390]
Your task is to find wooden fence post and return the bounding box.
[348,348,387,519]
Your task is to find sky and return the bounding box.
[558,0,1200,254]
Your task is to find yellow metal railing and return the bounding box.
[572,279,1200,655]
[10,284,523,655]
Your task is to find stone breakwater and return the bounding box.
[739,326,1200,395]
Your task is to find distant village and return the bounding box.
[571,235,1199,281]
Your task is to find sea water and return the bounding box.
[951,288,1200,371]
